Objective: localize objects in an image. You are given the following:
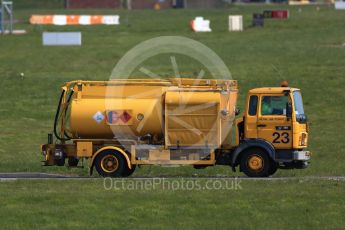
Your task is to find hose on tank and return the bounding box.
[54,89,74,141]
[63,90,74,139]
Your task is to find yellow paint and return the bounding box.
[235,117,244,146]
[70,89,163,139]
[293,121,308,149]
[248,155,264,171]
[244,93,258,139]
[149,149,170,161]
[76,141,93,157]
[100,154,119,173]
[240,87,309,150]
[164,91,223,147]
[130,144,216,165]
[257,93,292,149]
[43,79,309,170]
[64,79,237,144]
[248,87,299,94]
[288,0,310,5]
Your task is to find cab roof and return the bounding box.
[249,87,300,94]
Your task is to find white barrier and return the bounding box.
[335,1,345,9]
[43,32,82,46]
[229,15,243,32]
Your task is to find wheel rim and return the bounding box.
[248,154,264,171]
[100,155,119,173]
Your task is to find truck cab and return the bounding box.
[234,83,310,176]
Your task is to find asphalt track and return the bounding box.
[0,173,345,181]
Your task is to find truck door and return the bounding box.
[244,95,259,139]
[257,94,293,149]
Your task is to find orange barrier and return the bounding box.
[90,16,103,24]
[29,15,120,25]
[66,15,80,25]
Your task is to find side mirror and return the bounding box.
[235,108,241,116]
[286,102,292,118]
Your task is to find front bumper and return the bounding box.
[293,150,311,161]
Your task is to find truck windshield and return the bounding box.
[293,91,306,122]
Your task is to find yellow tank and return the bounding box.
[61,78,238,147]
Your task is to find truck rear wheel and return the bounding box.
[55,158,65,166]
[122,164,136,177]
[240,148,271,177]
[94,150,125,177]
[68,157,79,167]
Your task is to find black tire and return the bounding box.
[193,165,207,169]
[240,148,271,177]
[68,157,79,167]
[55,157,65,166]
[283,161,308,169]
[268,160,278,176]
[94,150,125,177]
[122,164,136,177]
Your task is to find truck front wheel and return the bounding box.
[240,148,271,177]
[94,150,125,177]
[268,160,278,176]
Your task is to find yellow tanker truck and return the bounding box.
[41,78,310,177]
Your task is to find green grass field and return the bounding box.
[0,1,344,228]
[0,178,344,229]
